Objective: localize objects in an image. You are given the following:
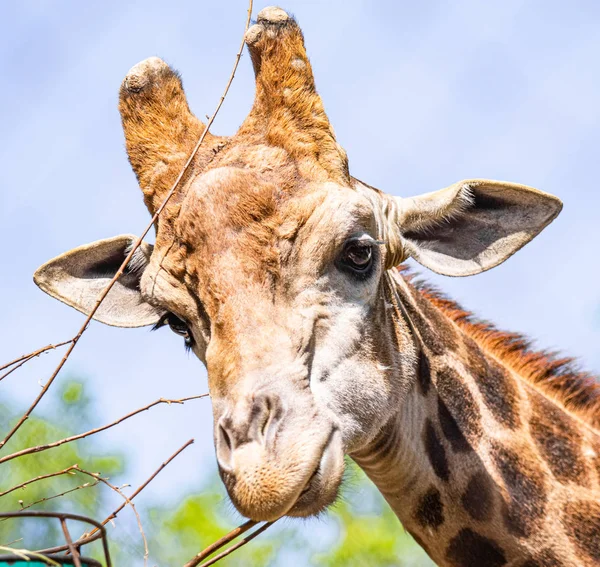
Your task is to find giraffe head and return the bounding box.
[33,7,562,522]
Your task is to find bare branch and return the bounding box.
[0,396,206,464]
[185,521,276,567]
[0,359,34,384]
[0,338,84,449]
[34,530,103,555]
[0,537,23,548]
[0,546,61,566]
[41,439,194,555]
[0,465,78,498]
[0,340,73,384]
[76,468,149,566]
[0,340,72,373]
[183,520,256,567]
[4,481,100,515]
[200,523,275,567]
[89,438,195,534]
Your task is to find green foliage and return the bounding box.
[146,461,434,567]
[60,381,87,406]
[0,379,124,553]
[146,480,278,566]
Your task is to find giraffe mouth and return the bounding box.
[286,428,345,518]
[301,466,320,496]
[214,411,345,522]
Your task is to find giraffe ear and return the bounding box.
[394,179,562,277]
[33,235,165,327]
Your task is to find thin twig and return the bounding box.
[0,537,23,547]
[0,546,60,566]
[0,465,78,498]
[0,358,35,383]
[39,439,195,555]
[76,468,149,566]
[0,340,72,373]
[198,522,275,567]
[34,531,103,555]
[33,440,194,556]
[86,438,195,537]
[0,396,206,464]
[183,520,257,567]
[0,340,73,384]
[3,481,99,516]
[0,0,251,450]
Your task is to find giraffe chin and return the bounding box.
[286,428,345,519]
[223,428,345,523]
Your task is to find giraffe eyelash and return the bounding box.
[152,313,195,351]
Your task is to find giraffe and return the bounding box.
[32,7,600,566]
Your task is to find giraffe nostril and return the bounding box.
[259,398,271,441]
[220,423,232,450]
[215,395,286,474]
[258,394,283,446]
[216,420,234,472]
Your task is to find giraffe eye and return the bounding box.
[154,313,194,350]
[338,239,376,279]
[166,314,188,335]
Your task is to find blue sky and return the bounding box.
[1,0,600,553]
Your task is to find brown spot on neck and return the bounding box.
[435,366,481,452]
[491,442,548,538]
[468,343,521,430]
[417,351,431,396]
[414,486,445,529]
[424,419,450,482]
[529,391,589,486]
[562,499,600,563]
[399,279,460,356]
[461,471,495,522]
[446,528,507,567]
[520,549,565,567]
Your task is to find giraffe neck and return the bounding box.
[352,271,600,567]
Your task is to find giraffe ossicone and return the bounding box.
[34,6,600,566]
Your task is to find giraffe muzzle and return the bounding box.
[212,390,345,522]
